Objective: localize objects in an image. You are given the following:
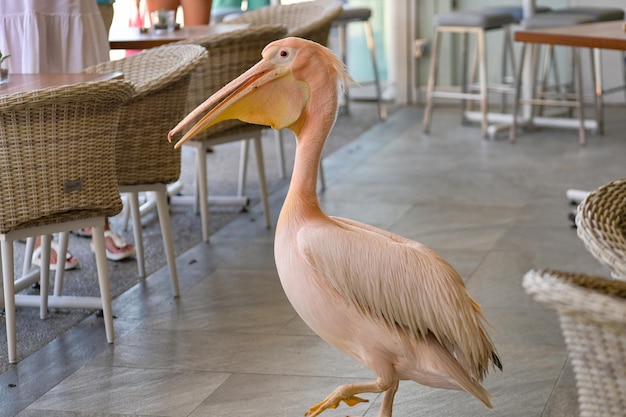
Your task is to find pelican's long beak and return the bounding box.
[168,57,309,149]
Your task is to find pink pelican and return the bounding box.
[169,37,502,417]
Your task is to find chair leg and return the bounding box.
[22,236,35,277]
[238,139,250,197]
[195,144,211,242]
[337,22,349,114]
[573,48,586,145]
[39,234,51,319]
[92,223,114,343]
[363,19,386,120]
[128,192,146,278]
[422,28,441,133]
[53,231,70,297]
[1,239,18,363]
[252,137,271,228]
[510,42,526,143]
[274,129,287,178]
[592,48,604,135]
[477,29,488,138]
[155,184,180,297]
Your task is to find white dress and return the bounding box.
[0,0,110,73]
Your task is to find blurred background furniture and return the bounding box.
[0,79,133,363]
[84,44,208,296]
[523,269,626,417]
[226,0,342,186]
[509,8,624,144]
[332,2,385,121]
[422,9,516,138]
[575,178,626,280]
[168,25,287,243]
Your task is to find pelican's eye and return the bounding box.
[279,49,289,58]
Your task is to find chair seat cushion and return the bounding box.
[334,5,371,23]
[522,13,596,29]
[552,7,624,22]
[481,5,552,23]
[435,11,516,29]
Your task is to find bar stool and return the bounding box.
[332,4,386,121]
[550,7,625,135]
[509,14,596,144]
[422,10,516,138]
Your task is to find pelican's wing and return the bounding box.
[297,216,497,379]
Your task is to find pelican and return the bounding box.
[169,37,502,417]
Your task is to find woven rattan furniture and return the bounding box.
[0,80,133,363]
[226,0,342,185]
[523,269,626,417]
[84,44,208,296]
[167,25,287,243]
[575,178,626,280]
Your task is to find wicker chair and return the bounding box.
[523,269,626,417]
[168,25,287,242]
[575,178,626,280]
[84,44,208,296]
[226,0,343,185]
[0,80,133,364]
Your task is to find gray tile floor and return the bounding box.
[2,104,626,416]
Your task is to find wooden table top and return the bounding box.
[515,20,626,51]
[109,23,249,50]
[0,72,124,96]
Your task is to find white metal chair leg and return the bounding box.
[53,231,70,297]
[274,129,287,179]
[195,143,211,242]
[238,139,250,197]
[363,19,386,120]
[128,191,146,278]
[252,137,271,228]
[91,224,114,343]
[155,184,180,297]
[39,234,51,320]
[1,239,17,363]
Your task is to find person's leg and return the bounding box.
[97,3,115,34]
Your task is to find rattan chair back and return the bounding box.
[0,81,133,234]
[576,178,626,280]
[84,44,208,186]
[226,0,342,46]
[524,269,626,417]
[181,24,287,139]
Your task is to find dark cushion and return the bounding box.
[481,5,552,23]
[334,5,371,23]
[522,13,596,29]
[435,11,516,29]
[551,7,624,22]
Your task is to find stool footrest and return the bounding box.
[430,91,482,100]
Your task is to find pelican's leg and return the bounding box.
[377,380,399,417]
[305,377,395,417]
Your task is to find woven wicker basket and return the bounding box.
[576,179,626,280]
[523,269,626,417]
[0,81,133,234]
[226,0,342,46]
[84,44,208,186]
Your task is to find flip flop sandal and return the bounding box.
[31,241,80,271]
[91,230,136,261]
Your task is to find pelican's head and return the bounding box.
[168,37,353,149]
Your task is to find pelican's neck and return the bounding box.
[285,84,338,214]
